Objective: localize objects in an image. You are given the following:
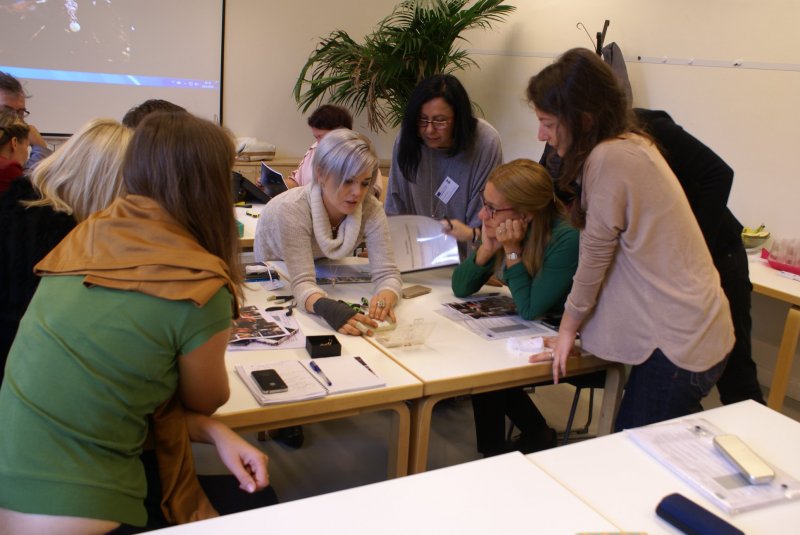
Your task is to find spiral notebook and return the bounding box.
[236,356,385,406]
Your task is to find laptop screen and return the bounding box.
[260,163,289,199]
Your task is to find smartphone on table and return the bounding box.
[251,369,288,394]
[402,285,431,299]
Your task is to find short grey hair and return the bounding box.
[312,128,378,189]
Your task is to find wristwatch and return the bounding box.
[506,251,521,261]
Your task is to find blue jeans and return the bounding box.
[614,348,728,432]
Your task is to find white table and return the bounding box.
[748,259,800,410]
[149,452,620,534]
[214,285,423,478]
[324,266,625,474]
[529,400,800,534]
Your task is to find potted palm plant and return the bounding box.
[293,0,516,132]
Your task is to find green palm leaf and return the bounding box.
[294,0,515,132]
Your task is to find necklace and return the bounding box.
[331,216,345,239]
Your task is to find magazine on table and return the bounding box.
[227,306,302,350]
[440,294,555,340]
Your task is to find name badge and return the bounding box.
[434,176,459,204]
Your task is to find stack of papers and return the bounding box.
[235,356,386,405]
[228,306,301,350]
[441,295,555,340]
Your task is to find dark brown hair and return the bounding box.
[123,111,243,292]
[122,99,187,128]
[526,48,643,227]
[307,104,353,130]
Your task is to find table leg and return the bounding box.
[385,401,411,479]
[767,305,800,411]
[597,363,625,434]
[408,394,449,475]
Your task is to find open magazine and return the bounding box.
[440,295,555,340]
[313,215,459,285]
[228,305,300,349]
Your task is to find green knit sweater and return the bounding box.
[451,218,578,320]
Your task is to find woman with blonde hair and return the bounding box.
[0,118,131,366]
[255,128,401,335]
[0,108,30,194]
[451,158,579,456]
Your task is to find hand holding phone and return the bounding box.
[251,369,288,394]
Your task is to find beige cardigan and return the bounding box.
[566,135,734,372]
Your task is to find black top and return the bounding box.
[541,108,743,258]
[0,177,76,375]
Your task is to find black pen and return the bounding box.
[354,356,376,375]
[444,216,454,231]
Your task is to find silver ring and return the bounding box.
[377,299,386,309]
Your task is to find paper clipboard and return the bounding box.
[627,418,800,514]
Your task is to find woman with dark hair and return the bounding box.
[286,104,354,189]
[385,74,502,243]
[452,159,578,456]
[0,112,273,533]
[0,108,29,194]
[526,48,734,430]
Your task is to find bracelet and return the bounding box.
[471,227,479,244]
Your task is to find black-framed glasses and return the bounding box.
[417,118,451,130]
[2,105,30,119]
[481,194,515,219]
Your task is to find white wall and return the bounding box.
[224,0,800,399]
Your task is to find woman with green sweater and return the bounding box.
[452,159,578,456]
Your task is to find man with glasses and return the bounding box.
[0,71,52,170]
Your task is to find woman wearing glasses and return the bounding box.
[385,74,502,254]
[451,159,579,457]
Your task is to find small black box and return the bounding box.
[305,335,341,358]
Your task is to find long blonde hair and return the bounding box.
[489,159,567,275]
[25,118,131,221]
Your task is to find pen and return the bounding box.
[444,216,454,231]
[246,210,259,218]
[354,356,376,375]
[234,202,252,208]
[309,360,332,386]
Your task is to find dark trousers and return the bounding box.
[110,450,279,533]
[714,247,765,404]
[615,348,728,431]
[471,387,549,456]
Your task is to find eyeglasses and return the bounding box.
[417,118,451,131]
[2,105,30,119]
[481,194,515,219]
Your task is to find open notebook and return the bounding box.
[235,356,385,406]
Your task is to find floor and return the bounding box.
[194,383,799,505]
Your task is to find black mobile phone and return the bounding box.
[251,369,288,394]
